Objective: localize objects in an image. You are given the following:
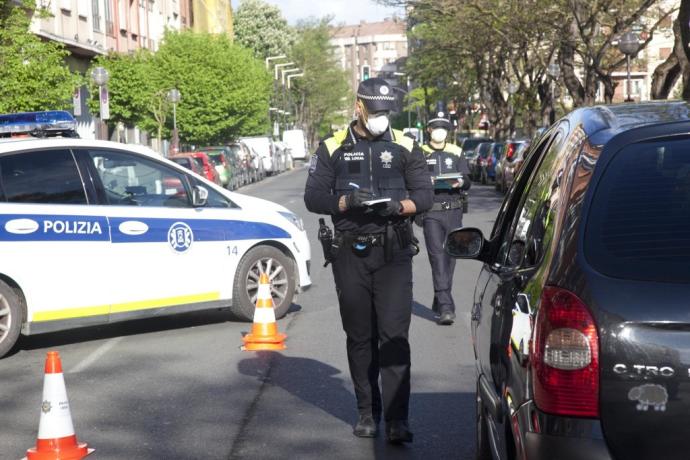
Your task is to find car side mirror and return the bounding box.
[192,185,208,207]
[445,227,486,260]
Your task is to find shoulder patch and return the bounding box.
[392,129,414,151]
[308,155,318,173]
[324,129,348,156]
[445,143,462,155]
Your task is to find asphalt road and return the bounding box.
[0,165,504,460]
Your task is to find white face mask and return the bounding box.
[431,128,448,143]
[365,113,390,137]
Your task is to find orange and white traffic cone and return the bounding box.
[241,272,287,351]
[24,351,93,460]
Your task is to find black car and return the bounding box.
[446,102,690,460]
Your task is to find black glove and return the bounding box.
[345,188,374,210]
[377,200,403,217]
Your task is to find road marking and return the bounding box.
[68,337,123,373]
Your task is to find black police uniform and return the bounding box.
[304,79,432,436]
[422,118,471,322]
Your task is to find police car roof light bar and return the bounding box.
[0,110,78,137]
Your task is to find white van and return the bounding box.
[0,112,311,357]
[282,129,308,161]
[241,136,279,175]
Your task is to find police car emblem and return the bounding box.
[168,222,193,253]
[380,150,393,168]
[379,86,390,96]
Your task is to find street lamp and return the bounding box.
[618,32,639,102]
[265,54,287,70]
[508,82,518,138]
[281,67,300,86]
[90,66,109,140]
[394,71,412,130]
[167,88,181,155]
[274,62,295,80]
[547,63,560,124]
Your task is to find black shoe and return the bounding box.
[438,311,456,325]
[386,420,413,444]
[353,415,378,438]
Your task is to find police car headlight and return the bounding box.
[278,211,304,232]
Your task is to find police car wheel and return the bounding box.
[231,246,296,321]
[0,281,22,358]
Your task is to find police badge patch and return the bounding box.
[309,155,318,173]
[380,150,393,168]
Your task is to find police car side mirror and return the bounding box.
[445,227,486,260]
[192,185,208,207]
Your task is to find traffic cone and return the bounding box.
[241,272,287,351]
[24,351,93,460]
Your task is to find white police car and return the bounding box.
[0,111,311,357]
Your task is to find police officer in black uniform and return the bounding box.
[304,78,432,444]
[421,113,471,325]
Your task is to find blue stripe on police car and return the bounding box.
[0,215,109,242]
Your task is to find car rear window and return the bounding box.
[462,139,490,151]
[207,153,222,165]
[585,138,690,283]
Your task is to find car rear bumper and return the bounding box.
[515,402,613,460]
[524,432,612,460]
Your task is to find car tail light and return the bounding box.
[488,156,493,167]
[532,286,599,417]
[506,143,515,160]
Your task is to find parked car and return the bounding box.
[446,101,690,460]
[282,129,309,163]
[203,146,248,189]
[229,141,262,183]
[459,136,493,168]
[497,140,529,193]
[170,155,204,176]
[480,142,504,185]
[472,142,492,182]
[242,136,280,176]
[172,152,221,185]
[204,149,234,189]
[0,110,312,358]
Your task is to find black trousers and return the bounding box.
[422,207,463,314]
[332,240,413,422]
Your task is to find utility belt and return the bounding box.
[318,219,418,266]
[430,199,464,212]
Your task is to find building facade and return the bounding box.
[330,18,408,97]
[28,0,231,141]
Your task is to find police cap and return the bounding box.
[427,112,452,130]
[357,77,396,113]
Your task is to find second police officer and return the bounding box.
[304,78,432,444]
[421,113,471,325]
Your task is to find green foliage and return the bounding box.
[290,18,351,146]
[0,0,81,112]
[88,31,272,145]
[86,51,155,127]
[234,0,296,59]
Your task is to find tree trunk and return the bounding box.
[560,20,585,107]
[601,75,615,104]
[651,18,682,99]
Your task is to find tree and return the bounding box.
[651,3,689,99]
[86,50,156,128]
[89,31,272,145]
[0,0,81,112]
[290,18,351,147]
[234,0,296,59]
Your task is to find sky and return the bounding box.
[230,0,404,26]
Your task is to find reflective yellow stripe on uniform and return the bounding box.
[31,291,222,322]
[392,129,414,151]
[324,129,348,155]
[422,144,434,155]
